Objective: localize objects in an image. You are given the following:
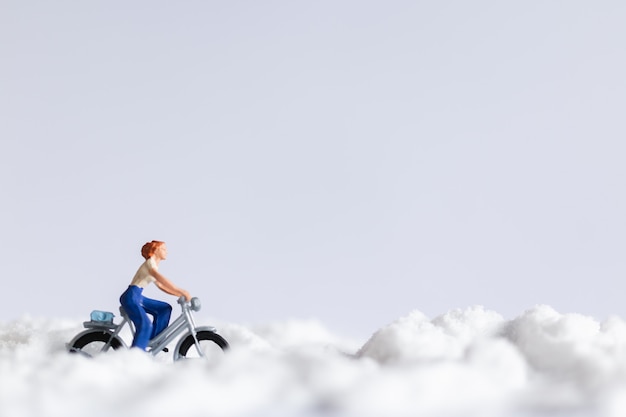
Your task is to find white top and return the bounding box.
[130,257,158,288]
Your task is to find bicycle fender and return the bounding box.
[194,325,217,333]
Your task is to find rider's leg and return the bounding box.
[119,286,153,350]
[142,297,172,339]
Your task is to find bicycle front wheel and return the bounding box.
[69,331,123,358]
[176,330,229,361]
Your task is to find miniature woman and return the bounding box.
[120,240,191,350]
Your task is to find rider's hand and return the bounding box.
[182,290,191,302]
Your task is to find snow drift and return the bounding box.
[2,306,626,417]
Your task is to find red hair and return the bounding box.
[141,240,165,259]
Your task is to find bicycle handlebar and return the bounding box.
[177,295,202,312]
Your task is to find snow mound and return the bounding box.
[3,307,626,417]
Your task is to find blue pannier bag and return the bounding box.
[90,310,115,323]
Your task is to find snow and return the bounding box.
[2,306,626,417]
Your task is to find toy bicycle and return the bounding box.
[67,296,229,360]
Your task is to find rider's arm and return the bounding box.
[148,266,191,301]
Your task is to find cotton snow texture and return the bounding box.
[3,306,626,417]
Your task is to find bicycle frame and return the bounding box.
[69,296,216,358]
[143,297,213,356]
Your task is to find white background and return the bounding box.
[2,1,625,340]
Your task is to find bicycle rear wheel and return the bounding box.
[69,331,123,357]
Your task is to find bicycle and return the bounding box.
[67,296,229,360]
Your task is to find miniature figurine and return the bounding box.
[119,240,191,350]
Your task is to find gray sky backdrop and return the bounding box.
[2,1,625,339]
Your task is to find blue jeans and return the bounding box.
[120,285,172,350]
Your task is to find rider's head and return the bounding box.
[141,240,165,259]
